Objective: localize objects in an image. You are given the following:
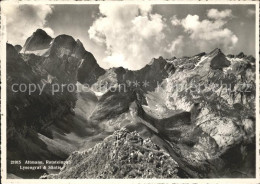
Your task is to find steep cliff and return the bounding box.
[7,29,256,179]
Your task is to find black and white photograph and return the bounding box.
[0,0,259,182]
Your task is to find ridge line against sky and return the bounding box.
[3,3,256,70]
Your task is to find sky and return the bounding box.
[4,3,256,70]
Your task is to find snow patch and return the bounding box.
[194,56,208,68]
[22,48,49,56]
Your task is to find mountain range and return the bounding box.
[7,29,256,178]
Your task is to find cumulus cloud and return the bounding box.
[165,35,184,57]
[171,15,181,26]
[3,4,54,46]
[207,8,233,20]
[168,10,238,53]
[88,4,166,70]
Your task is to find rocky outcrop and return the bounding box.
[21,30,105,84]
[21,29,52,52]
[41,129,179,179]
[147,48,255,177]
[47,34,105,84]
[7,43,77,178]
[209,48,230,70]
[6,30,105,177]
[236,52,246,58]
[7,28,256,179]
[95,56,175,92]
[14,45,22,52]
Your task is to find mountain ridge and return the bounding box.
[7,28,256,179]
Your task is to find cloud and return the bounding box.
[88,4,166,70]
[247,9,255,17]
[42,27,55,38]
[165,35,184,57]
[168,11,238,53]
[207,8,233,20]
[171,15,181,26]
[3,4,54,46]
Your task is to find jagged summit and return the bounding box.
[19,29,106,85]
[208,48,230,70]
[42,129,179,179]
[167,56,177,61]
[34,29,51,37]
[193,52,206,57]
[14,45,22,52]
[208,48,223,56]
[51,34,75,48]
[236,52,246,58]
[6,28,256,179]
[48,34,81,57]
[76,39,83,47]
[148,56,165,65]
[21,29,52,52]
[7,43,20,60]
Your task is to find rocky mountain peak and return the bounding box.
[14,45,22,52]
[236,52,246,58]
[167,56,177,61]
[48,35,88,60]
[193,52,206,57]
[76,39,83,47]
[209,48,230,70]
[148,56,165,65]
[7,29,256,179]
[17,29,106,85]
[33,29,50,38]
[51,34,75,48]
[208,48,223,56]
[146,56,175,74]
[22,29,52,52]
[74,39,87,59]
[7,43,20,60]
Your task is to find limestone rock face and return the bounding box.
[209,48,231,69]
[7,28,255,179]
[149,48,255,177]
[21,29,52,52]
[6,31,105,178]
[42,129,179,179]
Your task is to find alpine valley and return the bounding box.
[6,29,256,179]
